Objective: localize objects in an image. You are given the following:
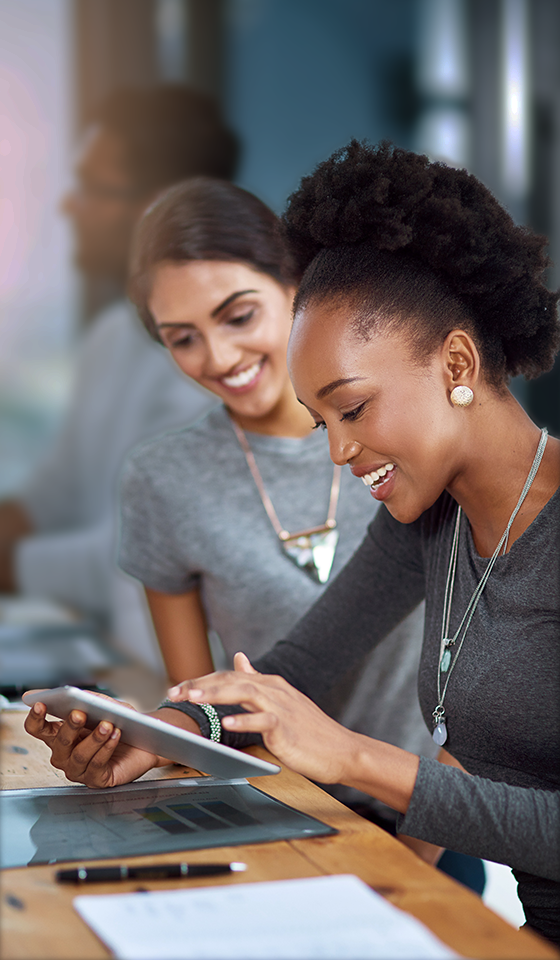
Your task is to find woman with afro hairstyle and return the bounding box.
[161,142,560,944]
[26,144,560,944]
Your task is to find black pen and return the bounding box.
[55,862,247,883]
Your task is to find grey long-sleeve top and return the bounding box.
[165,488,560,943]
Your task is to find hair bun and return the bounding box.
[282,139,559,381]
[282,141,438,274]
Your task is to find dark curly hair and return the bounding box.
[129,178,298,342]
[281,140,560,386]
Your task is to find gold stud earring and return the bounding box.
[450,385,474,407]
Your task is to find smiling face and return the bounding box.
[150,260,301,429]
[288,299,476,523]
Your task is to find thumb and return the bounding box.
[233,651,258,674]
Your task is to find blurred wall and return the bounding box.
[0,0,75,495]
[225,0,418,211]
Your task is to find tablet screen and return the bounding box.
[1,778,337,867]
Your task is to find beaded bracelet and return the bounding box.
[197,702,222,742]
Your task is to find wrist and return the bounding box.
[148,707,203,765]
[151,707,202,736]
[339,733,420,815]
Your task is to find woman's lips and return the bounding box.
[218,359,265,394]
[359,462,394,486]
[369,467,396,501]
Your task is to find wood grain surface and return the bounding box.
[1,711,558,960]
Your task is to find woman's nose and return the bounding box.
[328,427,362,466]
[203,335,243,376]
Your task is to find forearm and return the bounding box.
[151,706,202,756]
[145,587,214,684]
[254,523,425,704]
[396,749,462,864]
[0,500,34,540]
[399,757,560,880]
[340,731,421,814]
[0,501,34,591]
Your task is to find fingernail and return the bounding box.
[167,685,181,699]
[70,711,83,724]
[33,703,41,714]
[188,689,203,700]
[99,722,111,735]
[222,716,235,727]
[110,728,120,740]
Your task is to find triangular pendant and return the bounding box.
[282,529,339,584]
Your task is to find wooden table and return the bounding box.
[1,709,558,960]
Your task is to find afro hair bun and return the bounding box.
[281,140,559,380]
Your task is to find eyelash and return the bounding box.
[228,310,254,327]
[168,310,254,348]
[312,402,367,431]
[341,402,366,423]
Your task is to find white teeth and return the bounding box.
[222,361,262,388]
[360,463,395,487]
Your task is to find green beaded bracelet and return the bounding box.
[198,702,222,742]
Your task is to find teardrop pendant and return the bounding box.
[440,649,452,672]
[432,721,448,746]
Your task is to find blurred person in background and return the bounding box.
[0,85,238,668]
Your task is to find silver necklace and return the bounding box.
[432,428,549,746]
[230,416,341,584]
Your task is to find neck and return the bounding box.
[447,391,560,556]
[229,383,314,438]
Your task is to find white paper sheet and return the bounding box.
[74,873,459,959]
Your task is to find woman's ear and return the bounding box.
[442,329,480,392]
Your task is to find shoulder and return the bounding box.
[122,406,234,485]
[81,300,138,349]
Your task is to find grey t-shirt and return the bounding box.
[119,406,436,782]
[169,484,558,941]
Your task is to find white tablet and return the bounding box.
[22,686,280,780]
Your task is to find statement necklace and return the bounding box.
[432,428,549,746]
[230,416,341,584]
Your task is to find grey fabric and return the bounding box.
[119,406,437,811]
[401,757,559,877]
[17,300,214,616]
[165,485,560,940]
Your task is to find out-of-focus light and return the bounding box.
[156,0,188,82]
[415,0,470,168]
[417,0,469,99]
[501,0,530,198]
[416,108,470,168]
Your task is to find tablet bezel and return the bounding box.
[22,686,280,780]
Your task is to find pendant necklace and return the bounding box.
[230,416,341,584]
[432,428,549,746]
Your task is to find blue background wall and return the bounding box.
[225,0,418,210]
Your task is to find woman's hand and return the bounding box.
[23,697,159,788]
[23,694,202,789]
[168,652,358,785]
[168,653,421,813]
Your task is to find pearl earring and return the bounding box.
[450,385,474,407]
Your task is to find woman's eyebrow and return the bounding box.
[211,289,258,317]
[157,321,195,329]
[316,377,364,400]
